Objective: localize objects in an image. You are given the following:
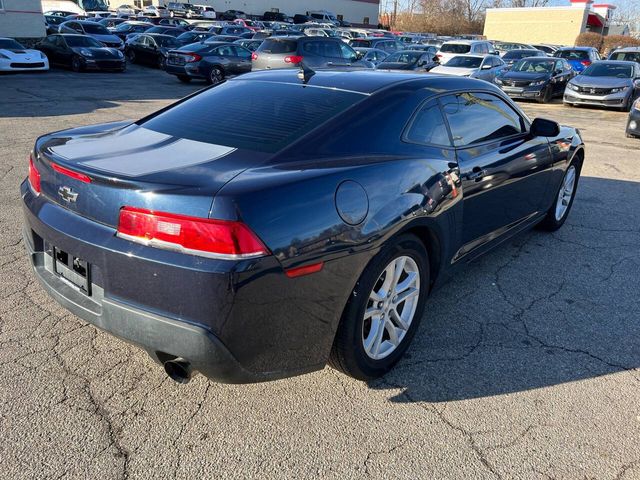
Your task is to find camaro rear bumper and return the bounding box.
[21,181,368,382]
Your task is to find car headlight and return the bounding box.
[80,49,93,57]
[494,77,503,85]
[567,83,579,91]
[39,51,46,59]
[116,50,124,58]
[610,86,628,94]
[530,79,546,87]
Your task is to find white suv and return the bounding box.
[436,40,496,65]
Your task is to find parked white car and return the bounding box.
[436,40,497,65]
[0,38,49,72]
[116,4,137,16]
[142,6,169,18]
[429,54,507,83]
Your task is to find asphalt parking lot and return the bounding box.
[1,65,639,480]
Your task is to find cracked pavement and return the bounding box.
[1,67,639,479]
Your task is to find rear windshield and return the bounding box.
[82,23,110,34]
[139,80,364,153]
[258,38,297,54]
[350,39,371,48]
[440,43,471,54]
[445,56,482,68]
[556,49,589,60]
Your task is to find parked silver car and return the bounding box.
[429,54,506,83]
[564,60,640,111]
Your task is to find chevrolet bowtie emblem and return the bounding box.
[58,186,78,203]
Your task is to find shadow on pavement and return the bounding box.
[370,177,640,402]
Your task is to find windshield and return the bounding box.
[444,56,482,68]
[384,51,421,64]
[82,23,110,34]
[65,36,103,47]
[511,59,554,73]
[557,50,589,60]
[440,43,471,54]
[582,63,633,78]
[0,39,25,49]
[140,80,364,153]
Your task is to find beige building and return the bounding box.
[0,0,46,38]
[484,0,616,46]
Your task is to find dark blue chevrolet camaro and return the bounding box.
[21,70,585,384]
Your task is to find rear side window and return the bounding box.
[139,80,364,153]
[440,92,524,147]
[350,39,371,48]
[258,38,297,54]
[441,43,471,54]
[404,100,451,147]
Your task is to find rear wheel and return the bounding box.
[329,234,429,380]
[538,157,582,231]
[126,49,136,63]
[71,55,83,72]
[207,66,224,85]
[177,75,191,83]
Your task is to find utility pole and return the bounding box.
[392,0,398,30]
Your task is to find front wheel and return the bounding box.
[539,85,552,104]
[71,55,83,72]
[329,234,430,380]
[538,158,582,231]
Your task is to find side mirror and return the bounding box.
[531,118,560,137]
[554,69,562,76]
[634,79,640,88]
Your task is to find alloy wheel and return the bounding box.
[210,67,223,84]
[362,255,420,360]
[554,165,576,221]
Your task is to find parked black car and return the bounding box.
[220,10,246,21]
[44,15,65,35]
[626,97,640,138]
[263,11,289,22]
[58,20,124,49]
[293,14,312,24]
[166,41,252,83]
[175,31,216,46]
[124,33,180,68]
[99,17,127,29]
[166,2,195,18]
[111,21,153,41]
[349,38,403,53]
[501,49,546,66]
[495,57,575,103]
[35,34,125,72]
[376,50,438,71]
[22,70,584,384]
[135,25,186,39]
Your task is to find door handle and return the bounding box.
[468,168,487,181]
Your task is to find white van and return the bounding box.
[436,40,497,65]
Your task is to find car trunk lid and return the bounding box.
[35,123,270,228]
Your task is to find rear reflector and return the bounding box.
[580,60,591,66]
[284,55,303,64]
[251,52,258,61]
[51,162,91,183]
[117,207,269,260]
[285,262,324,278]
[28,153,41,194]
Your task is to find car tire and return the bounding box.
[539,86,552,104]
[329,234,430,381]
[207,66,224,85]
[71,55,83,72]
[126,49,136,63]
[538,155,582,232]
[620,96,632,113]
[177,75,191,83]
[157,55,166,69]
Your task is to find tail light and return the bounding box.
[436,54,443,59]
[50,162,91,183]
[183,52,202,62]
[284,55,303,64]
[117,207,270,260]
[28,154,41,194]
[251,52,258,61]
[580,60,591,67]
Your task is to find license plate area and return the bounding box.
[53,247,91,295]
[169,56,185,65]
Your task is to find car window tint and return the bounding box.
[405,100,451,146]
[441,92,523,147]
[259,38,296,54]
[338,42,355,60]
[215,45,234,56]
[140,80,364,153]
[235,46,251,59]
